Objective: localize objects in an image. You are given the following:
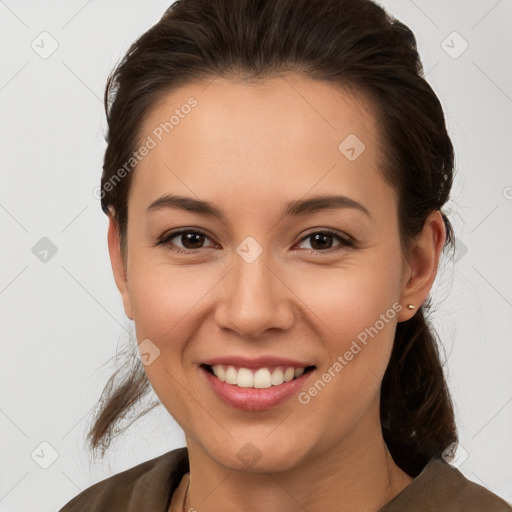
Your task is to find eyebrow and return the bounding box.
[146,193,371,219]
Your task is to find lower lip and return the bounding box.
[200,365,315,411]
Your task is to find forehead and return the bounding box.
[138,73,378,153]
[129,73,392,218]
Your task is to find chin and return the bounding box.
[207,436,309,473]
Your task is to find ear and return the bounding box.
[397,210,446,322]
[107,214,134,321]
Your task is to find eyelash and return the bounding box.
[155,228,355,256]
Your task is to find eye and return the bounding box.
[155,228,355,255]
[156,229,216,254]
[295,230,354,253]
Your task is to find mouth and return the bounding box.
[200,362,317,411]
[200,363,316,389]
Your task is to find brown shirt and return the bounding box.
[59,446,511,512]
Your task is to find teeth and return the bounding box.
[210,364,308,388]
[270,367,284,385]
[237,368,254,388]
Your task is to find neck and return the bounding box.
[183,400,413,512]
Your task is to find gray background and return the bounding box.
[0,0,511,510]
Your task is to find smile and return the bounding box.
[200,363,317,411]
[203,364,316,388]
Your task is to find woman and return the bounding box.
[59,0,511,510]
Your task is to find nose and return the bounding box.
[214,250,294,338]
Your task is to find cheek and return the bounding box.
[291,270,400,431]
[128,259,220,342]
[287,260,401,389]
[289,258,400,337]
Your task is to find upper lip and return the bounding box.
[201,355,315,369]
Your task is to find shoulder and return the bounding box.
[58,446,189,512]
[382,458,512,512]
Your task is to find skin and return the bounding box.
[107,73,445,512]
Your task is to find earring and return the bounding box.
[406,304,416,310]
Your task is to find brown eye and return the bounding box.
[297,231,353,252]
[177,231,207,249]
[157,229,215,254]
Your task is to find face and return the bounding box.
[108,73,437,473]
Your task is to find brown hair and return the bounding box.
[89,0,458,477]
